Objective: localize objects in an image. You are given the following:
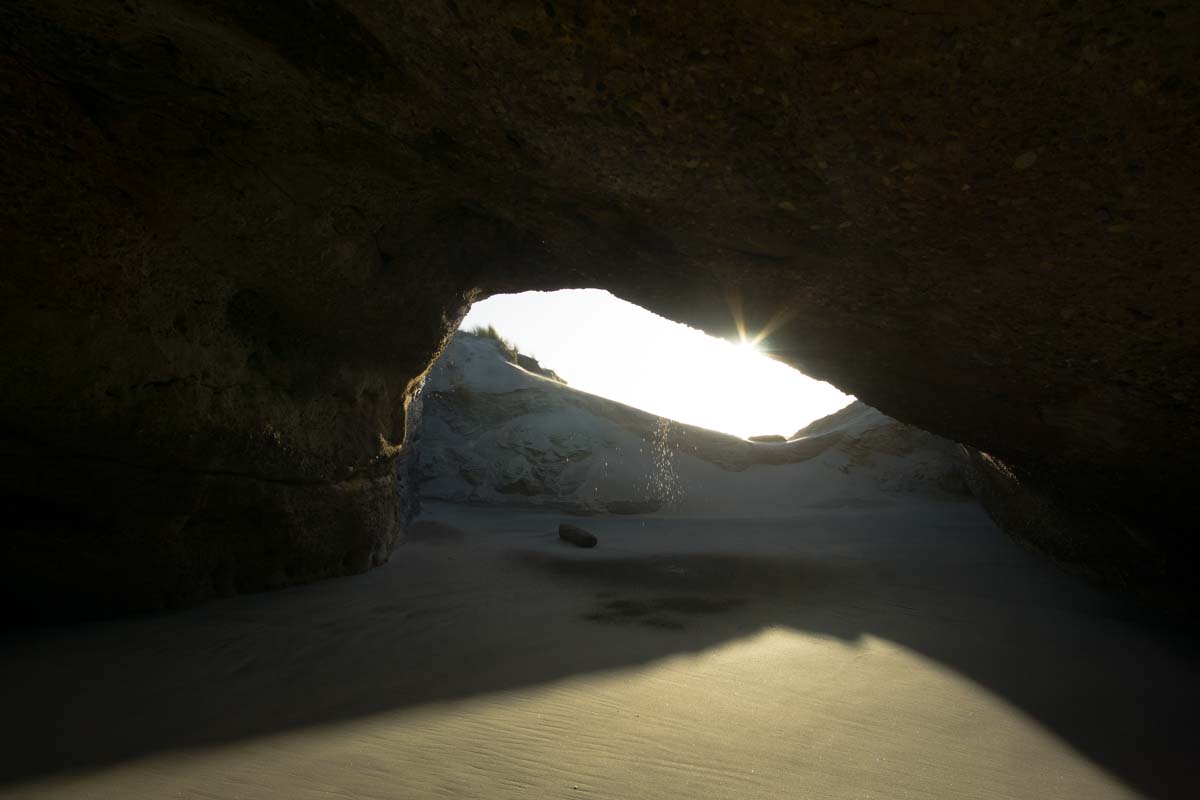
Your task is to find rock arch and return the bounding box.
[3,0,1197,614]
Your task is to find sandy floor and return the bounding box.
[2,500,1197,799]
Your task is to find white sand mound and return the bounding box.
[411,333,969,515]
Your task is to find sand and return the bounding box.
[2,499,1197,799]
[415,333,967,514]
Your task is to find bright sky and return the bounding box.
[460,290,852,440]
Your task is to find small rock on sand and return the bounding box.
[559,523,598,548]
[748,434,787,443]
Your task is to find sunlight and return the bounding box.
[459,290,852,440]
[734,338,760,356]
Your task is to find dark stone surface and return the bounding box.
[2,0,1198,611]
[960,447,1168,599]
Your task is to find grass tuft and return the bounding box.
[467,324,519,361]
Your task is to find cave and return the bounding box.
[4,2,1200,796]
[5,0,1197,617]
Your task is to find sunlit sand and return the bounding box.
[3,502,1195,799]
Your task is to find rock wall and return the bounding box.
[2,1,1199,612]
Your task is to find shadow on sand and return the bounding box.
[1,507,1197,798]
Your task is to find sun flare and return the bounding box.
[460,290,852,440]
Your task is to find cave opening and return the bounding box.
[456,289,854,440]
[407,289,967,517]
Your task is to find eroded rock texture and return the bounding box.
[2,1,1198,613]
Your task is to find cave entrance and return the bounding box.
[411,289,867,515]
[457,289,852,440]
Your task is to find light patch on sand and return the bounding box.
[11,631,1136,800]
[5,504,1193,799]
[460,289,852,439]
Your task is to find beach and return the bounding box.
[2,499,1196,799]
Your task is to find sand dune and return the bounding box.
[413,333,968,514]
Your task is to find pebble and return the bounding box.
[559,523,598,548]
